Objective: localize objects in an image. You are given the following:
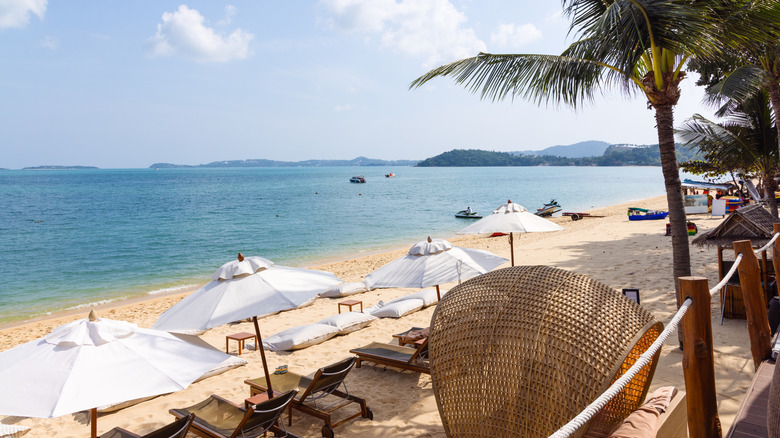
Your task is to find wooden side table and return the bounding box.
[245,390,282,409]
[338,299,363,313]
[226,332,257,355]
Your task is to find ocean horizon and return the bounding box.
[0,166,671,325]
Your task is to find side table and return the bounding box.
[338,299,363,313]
[226,332,257,356]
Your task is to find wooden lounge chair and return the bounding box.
[349,337,429,374]
[169,390,298,438]
[99,413,194,438]
[244,357,372,438]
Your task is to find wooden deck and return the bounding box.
[726,360,775,438]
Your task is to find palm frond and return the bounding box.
[409,52,629,108]
[705,65,770,116]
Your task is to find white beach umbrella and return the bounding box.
[364,237,507,299]
[0,310,230,438]
[457,200,564,266]
[153,253,343,396]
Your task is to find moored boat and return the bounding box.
[349,175,366,183]
[455,209,482,219]
[627,207,668,221]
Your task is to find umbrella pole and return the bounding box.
[252,316,274,397]
[509,232,515,266]
[91,408,97,438]
[435,284,441,301]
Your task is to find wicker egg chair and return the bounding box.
[429,265,663,438]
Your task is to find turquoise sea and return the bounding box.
[0,166,668,325]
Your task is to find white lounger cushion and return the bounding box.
[319,281,370,298]
[387,288,444,307]
[368,299,425,318]
[318,312,377,335]
[0,424,30,438]
[263,323,340,351]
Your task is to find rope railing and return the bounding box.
[754,231,780,255]
[549,229,780,438]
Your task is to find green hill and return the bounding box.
[416,144,697,167]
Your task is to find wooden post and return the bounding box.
[763,250,769,302]
[733,240,773,369]
[773,224,780,295]
[91,408,97,438]
[509,232,515,266]
[680,276,722,438]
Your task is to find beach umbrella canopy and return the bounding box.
[457,200,564,266]
[153,253,343,396]
[364,237,507,299]
[0,311,230,438]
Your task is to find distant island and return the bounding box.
[512,140,612,158]
[416,143,698,167]
[146,141,700,169]
[23,165,99,170]
[150,156,419,168]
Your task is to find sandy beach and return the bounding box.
[0,195,758,437]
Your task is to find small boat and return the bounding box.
[627,207,669,221]
[455,209,482,219]
[385,173,396,178]
[535,199,561,217]
[349,175,366,183]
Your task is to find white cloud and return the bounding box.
[0,0,46,29]
[320,0,486,67]
[146,5,253,62]
[334,104,354,111]
[40,35,56,49]
[490,23,542,49]
[217,5,237,26]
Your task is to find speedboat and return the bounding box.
[350,175,366,183]
[385,173,395,178]
[455,209,482,219]
[535,199,561,217]
[627,207,669,221]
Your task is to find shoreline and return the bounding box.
[0,195,659,334]
[0,192,667,329]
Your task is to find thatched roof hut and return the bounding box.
[692,204,778,248]
[692,204,779,319]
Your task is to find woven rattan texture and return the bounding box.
[428,265,663,438]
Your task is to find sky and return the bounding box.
[0,0,716,169]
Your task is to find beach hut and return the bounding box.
[691,204,780,319]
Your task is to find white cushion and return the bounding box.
[0,425,30,438]
[194,355,248,382]
[388,288,443,307]
[318,312,377,335]
[319,281,370,298]
[368,299,425,318]
[262,324,340,351]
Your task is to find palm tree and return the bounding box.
[677,90,778,210]
[693,45,780,216]
[410,0,780,291]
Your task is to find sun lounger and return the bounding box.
[169,390,298,438]
[244,357,372,438]
[0,424,31,438]
[99,413,193,438]
[349,337,429,374]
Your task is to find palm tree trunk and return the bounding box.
[766,177,779,217]
[655,104,691,348]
